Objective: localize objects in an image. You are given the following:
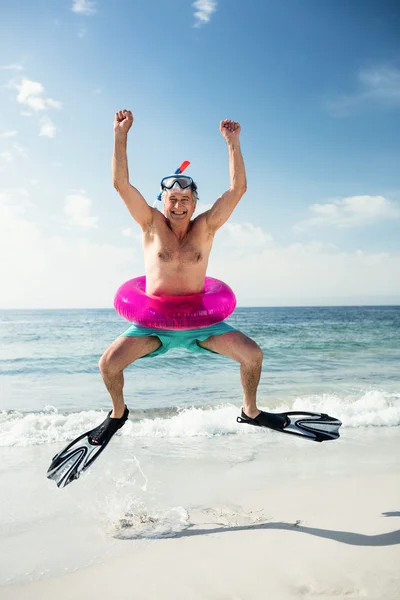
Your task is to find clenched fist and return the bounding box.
[220,119,241,144]
[114,110,134,136]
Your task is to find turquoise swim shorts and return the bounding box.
[120,321,237,358]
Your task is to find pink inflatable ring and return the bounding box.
[114,276,236,330]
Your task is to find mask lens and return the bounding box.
[170,182,184,192]
[161,176,193,189]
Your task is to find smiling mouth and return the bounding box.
[171,210,187,215]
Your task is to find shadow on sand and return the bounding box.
[170,520,400,546]
[117,517,400,546]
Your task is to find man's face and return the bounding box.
[163,189,196,223]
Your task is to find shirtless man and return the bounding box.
[46,111,341,487]
[98,109,264,429]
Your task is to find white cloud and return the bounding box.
[0,142,27,164]
[14,79,62,112]
[12,142,28,157]
[121,227,142,243]
[295,195,400,230]
[0,131,17,138]
[72,0,97,16]
[0,190,136,308]
[64,193,99,229]
[46,98,62,109]
[328,65,400,116]
[39,116,57,138]
[193,0,217,27]
[221,222,273,250]
[0,188,31,212]
[0,64,23,71]
[1,189,399,307]
[9,78,61,136]
[195,202,213,214]
[121,228,133,237]
[210,234,400,306]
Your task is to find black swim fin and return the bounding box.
[237,409,341,442]
[47,406,129,488]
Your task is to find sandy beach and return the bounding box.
[1,427,399,600]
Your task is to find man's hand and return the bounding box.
[114,110,134,136]
[220,119,241,144]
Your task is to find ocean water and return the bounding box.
[0,306,399,585]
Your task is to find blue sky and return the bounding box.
[1,0,399,307]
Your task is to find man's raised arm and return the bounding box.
[112,110,153,230]
[205,120,247,233]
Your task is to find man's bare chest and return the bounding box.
[144,221,212,266]
[152,234,204,265]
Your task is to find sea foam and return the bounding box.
[0,389,399,447]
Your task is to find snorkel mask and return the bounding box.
[153,161,193,207]
[160,175,197,193]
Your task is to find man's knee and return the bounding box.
[98,335,159,376]
[243,340,263,366]
[98,345,126,376]
[98,348,115,376]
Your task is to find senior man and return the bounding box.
[95,110,266,437]
[46,112,342,488]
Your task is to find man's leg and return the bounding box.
[98,335,161,418]
[197,331,263,419]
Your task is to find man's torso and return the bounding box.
[143,210,214,295]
